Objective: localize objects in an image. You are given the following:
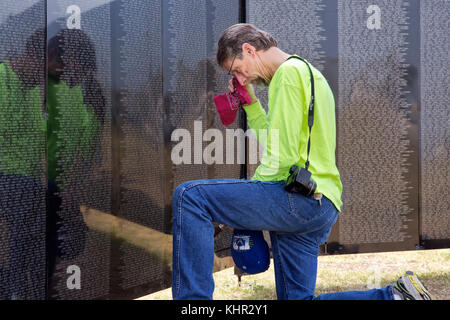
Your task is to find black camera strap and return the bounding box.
[286,55,315,170]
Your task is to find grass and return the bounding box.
[137,248,450,300]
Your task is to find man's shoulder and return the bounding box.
[282,56,311,73]
[272,57,310,88]
[279,57,329,88]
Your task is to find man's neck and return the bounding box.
[258,47,291,82]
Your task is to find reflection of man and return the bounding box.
[0,30,46,179]
[0,29,47,300]
[171,24,433,300]
[46,29,101,190]
[46,28,103,291]
[0,28,103,299]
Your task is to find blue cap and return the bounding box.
[230,229,270,274]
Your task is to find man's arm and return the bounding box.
[242,99,269,148]
[247,78,308,180]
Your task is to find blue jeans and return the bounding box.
[172,179,394,300]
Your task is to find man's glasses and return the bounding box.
[227,55,236,76]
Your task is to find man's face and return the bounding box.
[223,48,268,88]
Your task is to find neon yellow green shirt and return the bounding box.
[46,77,99,186]
[0,62,46,179]
[243,58,343,212]
[0,62,98,189]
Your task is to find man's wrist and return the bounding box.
[243,98,258,107]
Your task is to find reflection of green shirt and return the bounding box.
[0,62,99,188]
[243,58,343,212]
[47,77,99,186]
[0,62,46,179]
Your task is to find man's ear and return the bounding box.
[241,43,256,56]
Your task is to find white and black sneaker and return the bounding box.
[392,271,434,300]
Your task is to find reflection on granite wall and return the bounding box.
[0,0,448,299]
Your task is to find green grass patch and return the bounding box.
[139,249,450,300]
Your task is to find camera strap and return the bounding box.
[286,55,315,170]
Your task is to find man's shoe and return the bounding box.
[392,271,434,300]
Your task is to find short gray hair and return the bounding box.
[216,24,277,67]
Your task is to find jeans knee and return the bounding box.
[172,182,188,209]
[172,180,203,211]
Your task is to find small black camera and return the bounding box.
[284,165,317,196]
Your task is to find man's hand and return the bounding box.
[228,78,235,93]
[228,78,258,105]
